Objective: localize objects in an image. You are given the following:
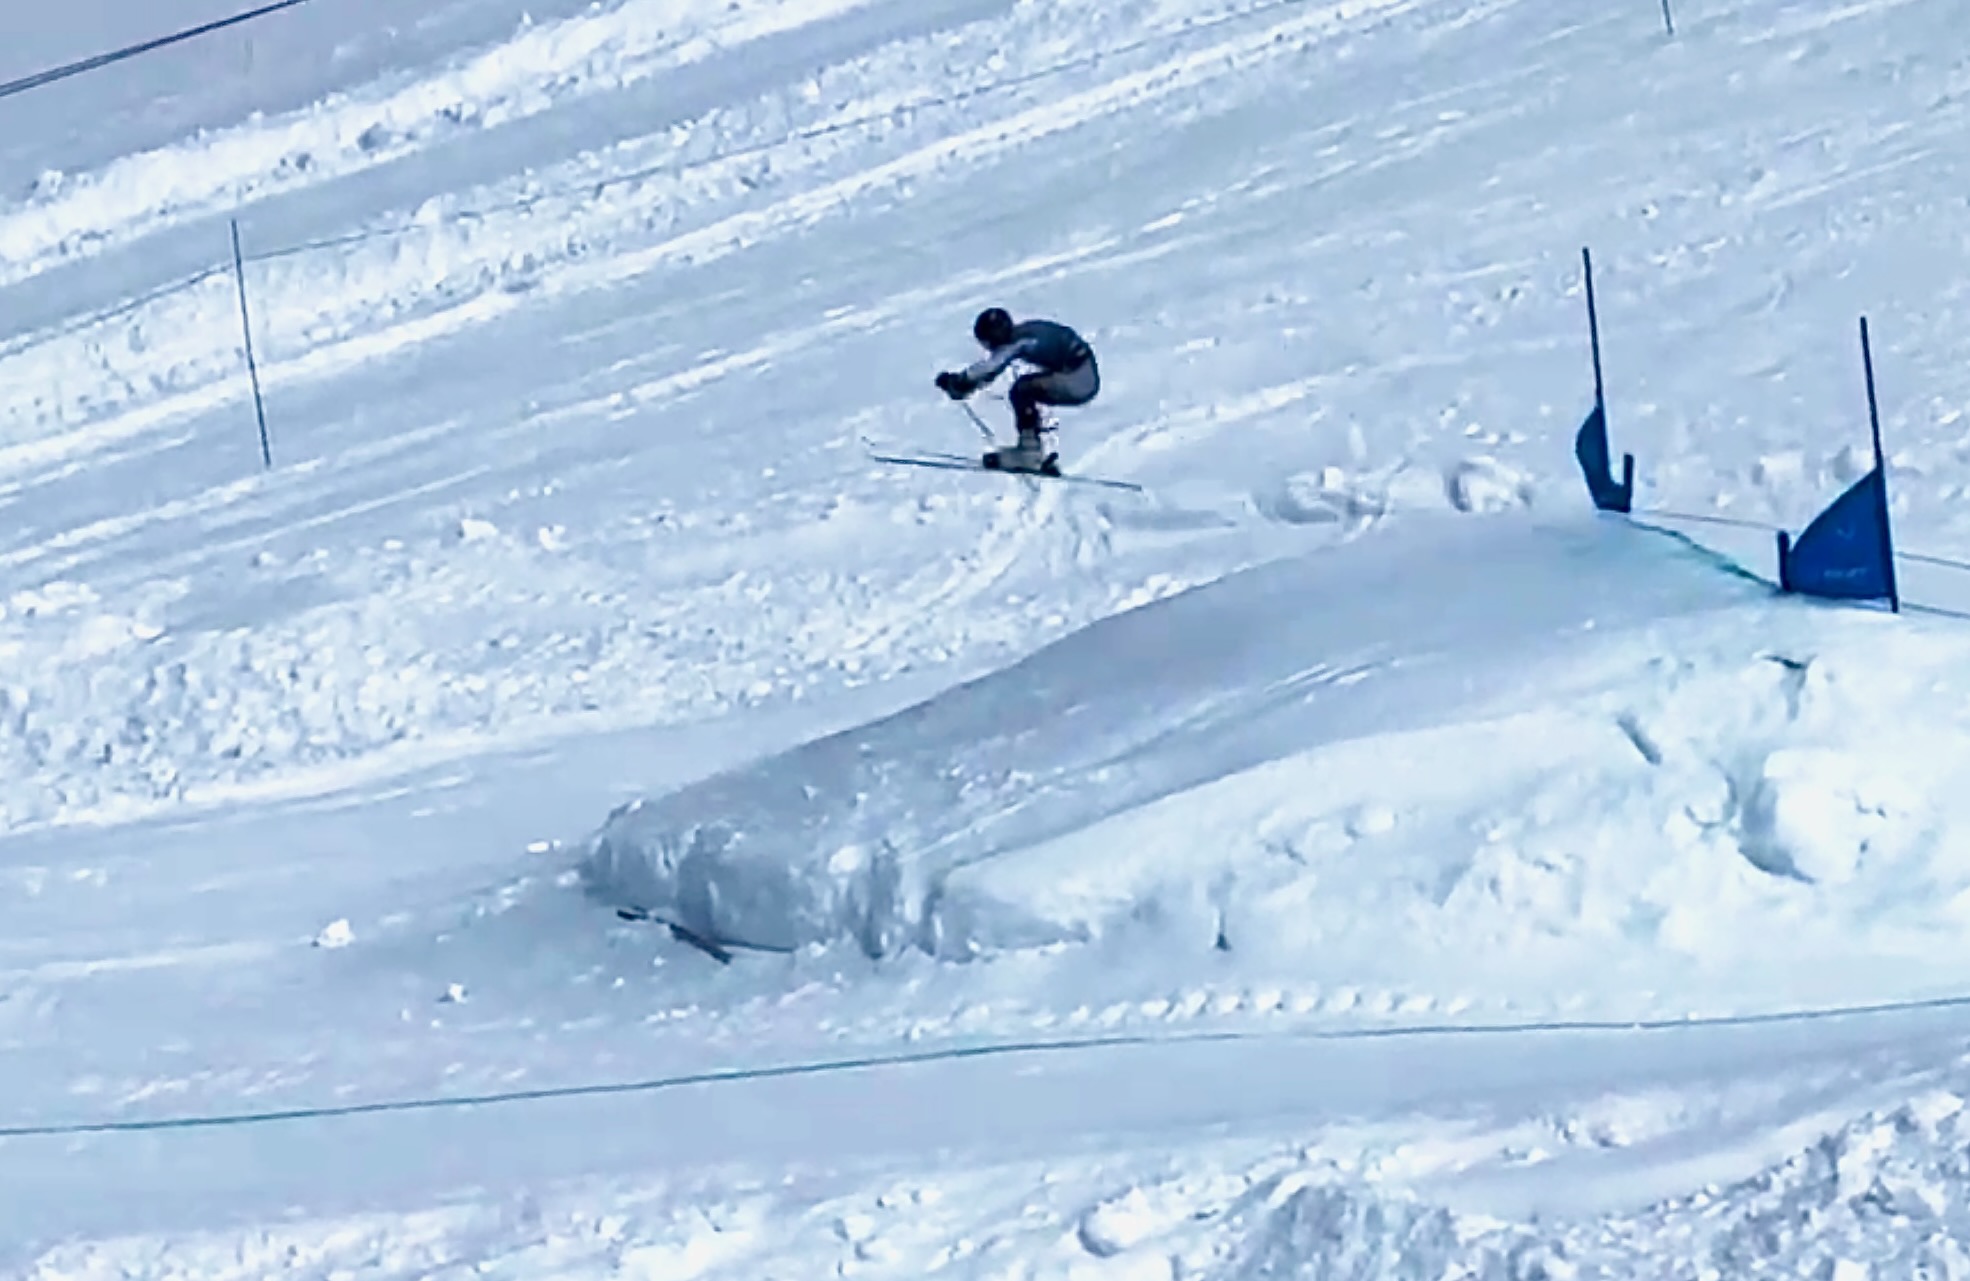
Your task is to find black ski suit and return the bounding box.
[953,319,1100,435]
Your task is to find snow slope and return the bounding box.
[7,0,1970,1273]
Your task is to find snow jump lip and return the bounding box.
[579,512,1775,957]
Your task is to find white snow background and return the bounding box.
[7,0,1970,1276]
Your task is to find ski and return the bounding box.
[868,447,1143,493]
[614,907,735,963]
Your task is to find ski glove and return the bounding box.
[935,370,976,400]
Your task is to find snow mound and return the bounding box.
[580,510,1970,1015]
[1259,467,1388,527]
[1079,1185,1191,1258]
[1218,1085,1970,1280]
[1738,746,1920,886]
[577,516,1759,957]
[1219,1182,1460,1280]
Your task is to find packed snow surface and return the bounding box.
[6,0,1970,1274]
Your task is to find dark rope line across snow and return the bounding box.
[0,0,319,103]
[8,987,1970,1140]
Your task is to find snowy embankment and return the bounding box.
[580,512,1653,956]
[583,507,1970,1010]
[1219,1082,1970,1280]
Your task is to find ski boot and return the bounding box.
[982,424,1060,477]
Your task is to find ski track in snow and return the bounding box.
[10,0,1970,1272]
[0,0,902,284]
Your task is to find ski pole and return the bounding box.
[957,401,996,444]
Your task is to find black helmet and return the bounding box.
[973,306,1014,347]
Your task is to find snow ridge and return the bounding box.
[1218,1086,1970,1279]
[0,0,882,285]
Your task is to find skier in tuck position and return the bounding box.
[934,307,1100,475]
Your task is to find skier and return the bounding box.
[934,307,1100,474]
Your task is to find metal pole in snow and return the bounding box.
[1583,246,1606,408]
[1661,0,1675,36]
[1859,316,1901,614]
[230,218,273,470]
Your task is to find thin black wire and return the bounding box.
[0,266,228,363]
[8,987,1970,1139]
[1901,549,1970,572]
[0,0,317,103]
[1643,507,1970,577]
